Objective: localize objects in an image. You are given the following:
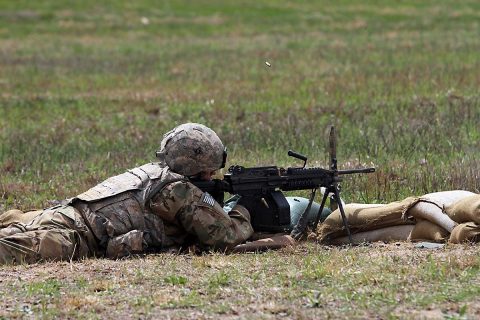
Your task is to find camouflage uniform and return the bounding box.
[0,163,253,265]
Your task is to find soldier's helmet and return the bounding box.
[156,123,227,176]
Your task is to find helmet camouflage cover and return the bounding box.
[157,123,226,176]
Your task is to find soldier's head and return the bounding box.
[156,123,227,179]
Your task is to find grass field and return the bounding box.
[1,0,480,319]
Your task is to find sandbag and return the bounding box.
[330,225,414,245]
[449,222,480,243]
[405,190,474,232]
[409,219,449,242]
[316,197,419,242]
[445,194,480,224]
[340,203,386,210]
[406,201,456,232]
[421,190,475,205]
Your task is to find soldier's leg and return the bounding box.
[0,205,97,265]
[0,223,27,238]
[0,228,90,265]
[0,209,43,228]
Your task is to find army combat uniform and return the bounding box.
[0,163,253,265]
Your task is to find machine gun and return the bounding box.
[192,126,375,241]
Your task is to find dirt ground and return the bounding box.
[1,241,479,319]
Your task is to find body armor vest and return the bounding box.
[69,163,185,253]
[74,162,184,210]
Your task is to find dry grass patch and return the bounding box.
[1,243,480,318]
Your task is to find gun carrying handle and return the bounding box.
[288,150,307,168]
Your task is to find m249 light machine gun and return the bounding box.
[193,126,375,242]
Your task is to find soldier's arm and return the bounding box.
[149,181,253,250]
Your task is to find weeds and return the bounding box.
[164,275,188,286]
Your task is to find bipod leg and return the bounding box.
[290,188,317,240]
[333,186,353,245]
[312,187,330,231]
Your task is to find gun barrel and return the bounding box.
[338,167,375,175]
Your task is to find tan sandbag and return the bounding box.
[449,222,480,243]
[232,235,295,253]
[403,190,473,232]
[422,190,475,205]
[405,190,474,232]
[445,194,480,224]
[340,203,386,210]
[409,219,449,242]
[316,197,419,242]
[0,209,43,227]
[406,201,457,232]
[330,225,414,245]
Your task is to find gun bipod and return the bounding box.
[313,185,353,244]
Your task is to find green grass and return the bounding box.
[1,0,478,210]
[1,244,480,319]
[1,0,480,318]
